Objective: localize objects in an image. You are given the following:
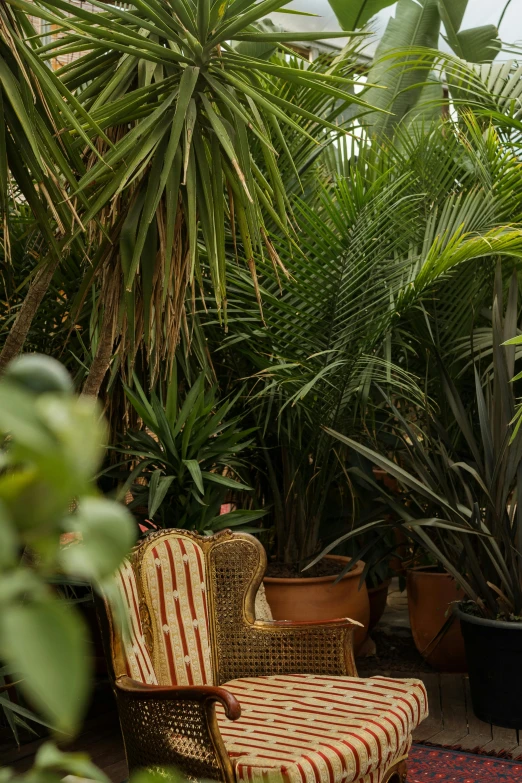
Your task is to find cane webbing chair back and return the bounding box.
[120,528,354,686]
[207,532,352,683]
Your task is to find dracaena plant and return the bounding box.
[2,0,371,396]
[321,266,522,620]
[111,369,266,533]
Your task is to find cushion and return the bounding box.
[217,674,428,783]
[255,582,273,621]
[115,560,157,685]
[139,535,213,685]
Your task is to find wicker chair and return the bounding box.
[97,529,428,783]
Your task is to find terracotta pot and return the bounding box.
[407,567,467,673]
[264,555,370,653]
[367,578,391,632]
[373,467,400,494]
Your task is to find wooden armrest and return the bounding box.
[115,675,241,720]
[257,617,364,629]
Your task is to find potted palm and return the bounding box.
[257,424,371,651]
[323,269,522,725]
[212,115,522,649]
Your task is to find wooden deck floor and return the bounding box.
[394,671,521,757]
[2,670,522,782]
[0,682,128,783]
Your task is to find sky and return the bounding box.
[271,1,522,55]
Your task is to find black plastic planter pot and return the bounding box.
[458,608,522,728]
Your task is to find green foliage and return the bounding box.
[113,371,266,533]
[322,267,522,619]
[327,0,396,31]
[214,115,522,565]
[364,0,501,137]
[0,743,188,782]
[0,6,82,249]
[0,742,111,783]
[3,353,73,395]
[0,353,197,782]
[0,663,55,746]
[437,0,500,62]
[2,0,372,392]
[364,0,441,137]
[0,353,135,736]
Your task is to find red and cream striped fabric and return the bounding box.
[217,674,428,783]
[115,560,157,685]
[140,536,213,686]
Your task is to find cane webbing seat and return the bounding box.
[98,529,428,783]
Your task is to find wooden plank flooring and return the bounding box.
[0,681,128,783]
[1,713,127,782]
[457,678,493,753]
[3,672,522,782]
[410,672,522,759]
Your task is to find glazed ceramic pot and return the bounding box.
[264,555,370,653]
[407,566,467,673]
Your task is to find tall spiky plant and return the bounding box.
[2,0,372,395]
[0,5,89,372]
[323,266,522,620]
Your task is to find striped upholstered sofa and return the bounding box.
[98,529,428,783]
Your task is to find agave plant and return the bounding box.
[111,370,266,532]
[322,266,522,620]
[1,0,372,396]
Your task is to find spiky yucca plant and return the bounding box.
[2,0,371,395]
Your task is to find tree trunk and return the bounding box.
[82,275,119,398]
[0,256,60,373]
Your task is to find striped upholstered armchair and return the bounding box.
[98,529,428,783]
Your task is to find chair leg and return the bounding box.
[382,758,408,783]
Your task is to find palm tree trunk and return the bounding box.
[0,256,59,372]
[82,274,120,397]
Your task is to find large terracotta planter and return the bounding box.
[264,555,370,653]
[407,567,467,673]
[368,578,391,632]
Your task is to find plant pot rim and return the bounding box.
[457,605,522,630]
[407,566,455,578]
[264,556,365,585]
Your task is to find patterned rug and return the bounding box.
[409,744,522,781]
